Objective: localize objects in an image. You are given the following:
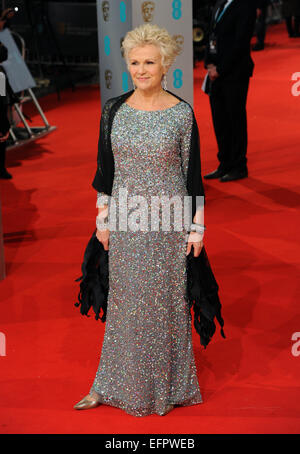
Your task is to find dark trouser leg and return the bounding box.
[256,6,267,46]
[0,142,6,172]
[294,16,300,35]
[222,78,250,172]
[285,16,294,36]
[209,79,233,173]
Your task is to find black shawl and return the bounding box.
[75,89,225,349]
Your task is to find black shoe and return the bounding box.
[219,168,248,182]
[252,43,264,51]
[204,168,227,179]
[0,169,12,179]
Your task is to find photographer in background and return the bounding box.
[0,8,15,179]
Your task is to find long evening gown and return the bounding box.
[89,100,203,417]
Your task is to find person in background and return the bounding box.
[203,0,257,182]
[0,9,13,179]
[0,75,11,179]
[282,0,300,37]
[253,0,271,51]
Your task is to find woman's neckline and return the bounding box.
[123,100,183,112]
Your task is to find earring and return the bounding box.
[133,83,136,90]
[162,74,167,91]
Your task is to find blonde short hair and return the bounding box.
[122,23,181,71]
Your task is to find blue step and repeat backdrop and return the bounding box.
[2,1,193,106]
[97,0,193,108]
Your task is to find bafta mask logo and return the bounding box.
[173,35,184,54]
[120,37,125,58]
[102,1,110,22]
[142,1,155,23]
[105,70,112,89]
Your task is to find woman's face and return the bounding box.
[128,44,166,92]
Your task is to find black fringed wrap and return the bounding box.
[186,245,225,348]
[75,89,226,349]
[75,229,225,348]
[75,229,108,322]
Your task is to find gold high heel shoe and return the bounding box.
[74,394,101,410]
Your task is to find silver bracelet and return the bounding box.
[189,223,206,233]
[96,192,109,208]
[193,222,206,228]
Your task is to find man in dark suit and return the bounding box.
[253,0,271,51]
[282,0,300,37]
[203,0,257,182]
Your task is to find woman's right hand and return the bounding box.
[96,228,110,250]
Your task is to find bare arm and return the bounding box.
[96,192,110,250]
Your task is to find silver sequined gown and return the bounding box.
[89,101,203,417]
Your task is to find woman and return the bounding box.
[74,24,217,417]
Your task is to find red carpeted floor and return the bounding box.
[0,23,300,434]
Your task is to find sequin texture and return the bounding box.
[89,101,203,417]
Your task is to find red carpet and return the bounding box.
[0,23,300,434]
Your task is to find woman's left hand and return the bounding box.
[186,231,204,257]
